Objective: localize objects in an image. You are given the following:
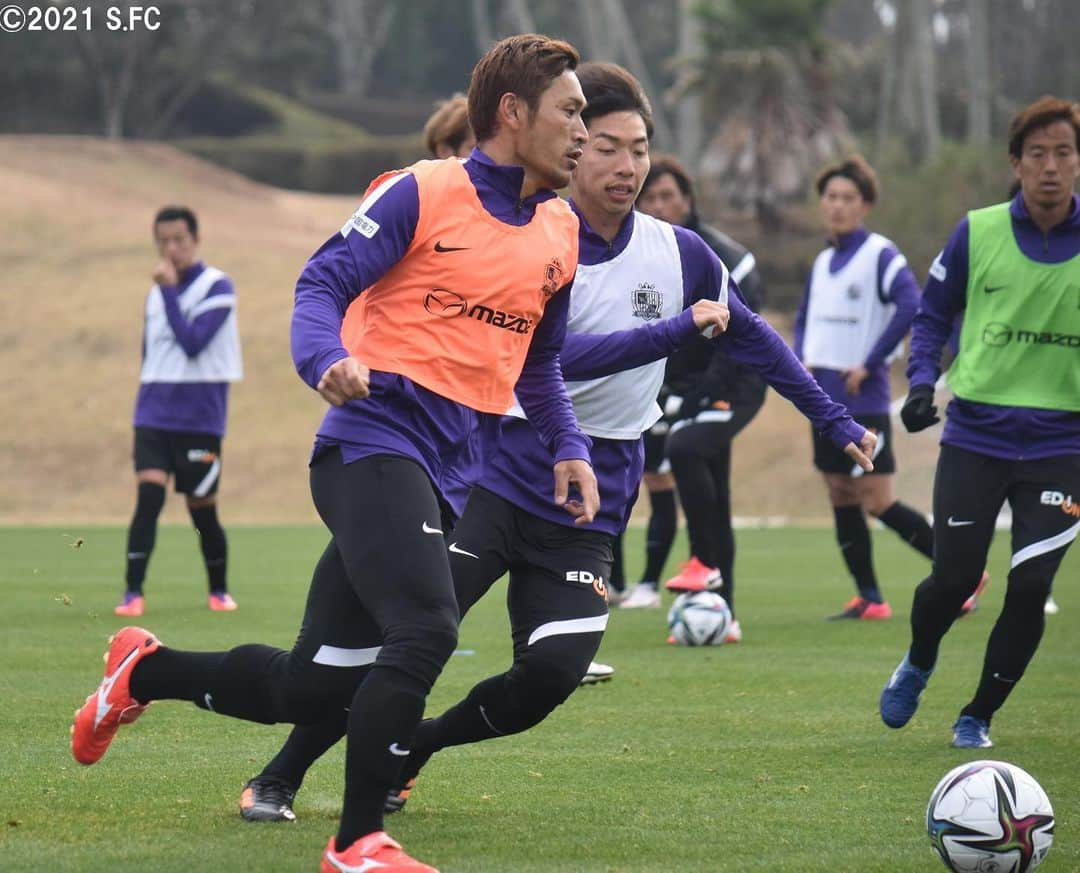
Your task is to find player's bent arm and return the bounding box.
[864,250,919,369]
[515,282,593,465]
[907,218,971,388]
[161,277,235,358]
[291,173,420,389]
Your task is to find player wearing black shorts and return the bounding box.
[881,97,1080,749]
[794,155,943,621]
[118,206,243,616]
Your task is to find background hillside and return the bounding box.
[1,136,943,527]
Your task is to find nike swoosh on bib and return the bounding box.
[434,241,469,253]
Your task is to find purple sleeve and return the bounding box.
[674,226,727,306]
[792,275,811,360]
[907,218,970,388]
[864,247,919,369]
[160,277,234,358]
[675,227,862,447]
[560,309,698,381]
[515,280,592,463]
[290,173,419,389]
[722,299,864,447]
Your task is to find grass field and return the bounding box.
[2,524,1076,872]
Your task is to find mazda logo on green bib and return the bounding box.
[982,321,1012,347]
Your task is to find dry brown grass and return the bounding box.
[1,136,940,525]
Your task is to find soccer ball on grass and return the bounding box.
[927,759,1054,872]
[667,591,732,646]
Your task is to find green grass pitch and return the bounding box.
[1,525,1076,872]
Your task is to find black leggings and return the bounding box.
[666,398,762,613]
[908,445,1079,721]
[131,451,460,836]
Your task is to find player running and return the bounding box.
[880,96,1080,749]
[71,34,599,873]
[234,61,876,828]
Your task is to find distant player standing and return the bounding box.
[793,156,946,621]
[880,96,1080,749]
[71,34,598,873]
[115,206,242,617]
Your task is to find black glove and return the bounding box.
[900,384,940,433]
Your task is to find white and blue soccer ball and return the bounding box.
[667,591,732,646]
[927,760,1054,873]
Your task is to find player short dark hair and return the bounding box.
[576,62,654,139]
[468,33,580,142]
[153,205,198,238]
[1007,95,1080,159]
[423,93,472,157]
[815,154,878,204]
[640,153,694,201]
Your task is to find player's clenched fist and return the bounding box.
[318,357,370,406]
[690,299,730,338]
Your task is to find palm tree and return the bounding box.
[688,0,852,228]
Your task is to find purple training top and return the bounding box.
[908,193,1080,460]
[133,261,234,436]
[793,227,921,417]
[290,148,590,517]
[481,207,867,536]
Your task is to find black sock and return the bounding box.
[833,505,879,601]
[609,533,626,592]
[877,501,934,559]
[413,675,506,760]
[961,579,1048,722]
[338,668,428,848]
[189,503,227,592]
[130,643,305,725]
[129,646,229,703]
[642,489,677,581]
[262,713,348,790]
[125,482,165,593]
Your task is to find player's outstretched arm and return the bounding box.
[559,299,729,381]
[722,302,867,455]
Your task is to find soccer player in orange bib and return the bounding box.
[71,35,598,873]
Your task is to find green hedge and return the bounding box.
[178,135,426,194]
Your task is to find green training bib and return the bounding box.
[949,202,1080,411]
